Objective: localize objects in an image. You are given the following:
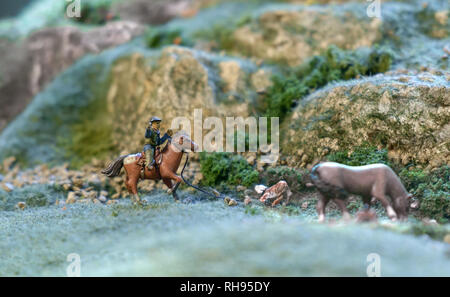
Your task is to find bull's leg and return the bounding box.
[371,182,397,221]
[333,198,351,221]
[316,193,330,223]
[393,197,408,221]
[373,195,397,221]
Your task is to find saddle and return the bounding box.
[123,147,163,168]
[137,147,163,168]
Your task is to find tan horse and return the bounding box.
[101,133,198,204]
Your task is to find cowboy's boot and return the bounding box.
[145,148,155,170]
[145,149,152,170]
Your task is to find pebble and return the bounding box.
[98,195,107,202]
[356,209,378,223]
[16,202,26,210]
[444,234,450,244]
[236,185,246,192]
[1,182,14,192]
[244,196,252,206]
[228,198,237,206]
[422,218,439,226]
[66,192,77,204]
[224,196,231,204]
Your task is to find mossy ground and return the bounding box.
[260,46,393,122]
[1,188,449,276]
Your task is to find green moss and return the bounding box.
[415,5,450,39]
[199,152,259,187]
[326,145,391,167]
[192,23,237,52]
[399,167,429,190]
[145,27,193,48]
[192,12,254,53]
[405,166,450,223]
[58,69,117,169]
[262,46,393,122]
[67,102,116,168]
[368,47,394,74]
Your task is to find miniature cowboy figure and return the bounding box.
[144,116,173,170]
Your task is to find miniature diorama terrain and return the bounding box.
[0,0,449,276]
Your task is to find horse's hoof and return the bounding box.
[167,188,173,194]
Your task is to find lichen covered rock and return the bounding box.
[0,21,145,133]
[95,46,270,156]
[227,6,382,66]
[0,44,271,167]
[282,72,450,169]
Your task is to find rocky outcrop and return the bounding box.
[228,6,381,66]
[0,45,271,167]
[106,47,272,154]
[111,0,194,25]
[415,3,449,39]
[27,21,145,95]
[282,72,450,169]
[0,21,145,132]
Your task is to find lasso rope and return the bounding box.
[180,152,223,199]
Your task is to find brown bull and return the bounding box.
[310,162,413,222]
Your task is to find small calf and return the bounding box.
[310,162,413,222]
[256,181,292,207]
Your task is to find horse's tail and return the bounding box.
[101,155,127,178]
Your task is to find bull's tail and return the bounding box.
[101,155,127,177]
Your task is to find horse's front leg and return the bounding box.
[163,175,182,201]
